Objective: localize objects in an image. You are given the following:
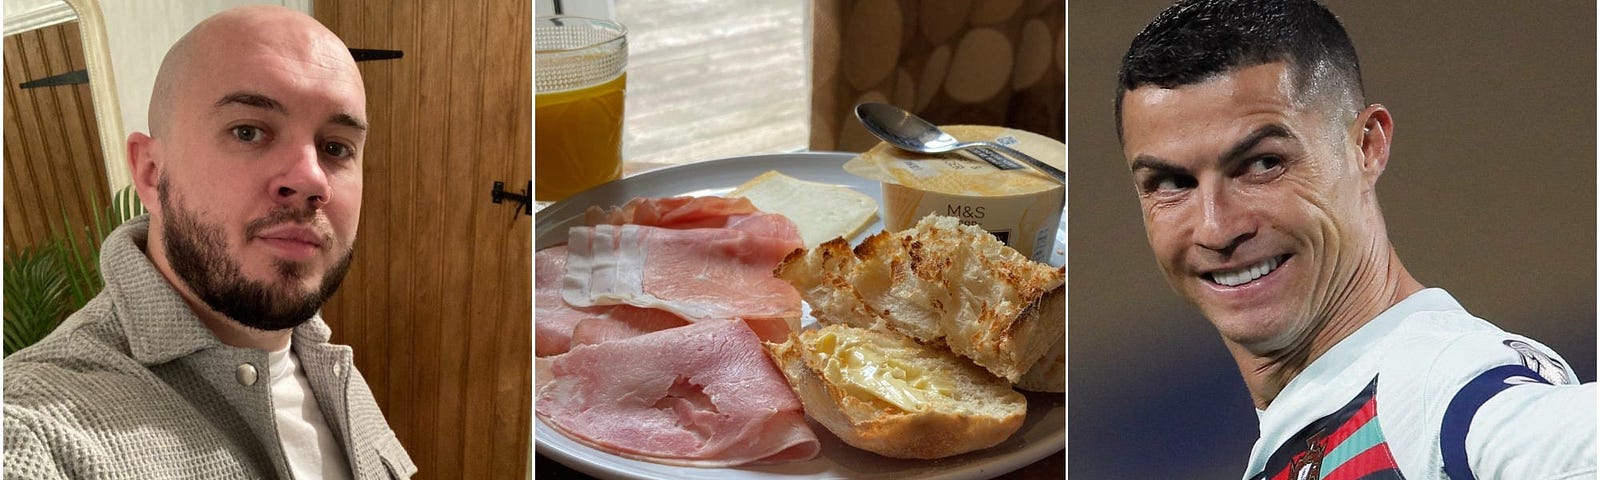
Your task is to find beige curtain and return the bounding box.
[810,0,1064,152]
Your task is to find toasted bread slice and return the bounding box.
[775,214,1065,382]
[764,325,1025,459]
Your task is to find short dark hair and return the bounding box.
[1115,0,1364,140]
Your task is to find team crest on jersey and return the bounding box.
[1504,339,1570,385]
[1288,432,1327,480]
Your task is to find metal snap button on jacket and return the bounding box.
[236,364,258,386]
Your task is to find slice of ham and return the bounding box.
[562,223,802,341]
[538,196,806,353]
[570,314,687,347]
[536,245,688,356]
[585,195,804,247]
[722,213,806,246]
[536,319,820,466]
[585,196,762,229]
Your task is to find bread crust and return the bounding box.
[1014,287,1065,392]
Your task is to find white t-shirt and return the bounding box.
[1244,288,1595,480]
[269,343,354,480]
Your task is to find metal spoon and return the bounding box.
[854,102,1065,184]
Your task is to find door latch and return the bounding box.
[490,181,532,216]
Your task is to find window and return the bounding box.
[538,0,810,174]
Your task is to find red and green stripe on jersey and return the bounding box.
[1254,377,1405,480]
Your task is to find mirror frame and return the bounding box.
[4,0,129,196]
[62,0,129,193]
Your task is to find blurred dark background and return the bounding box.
[1068,1,1596,478]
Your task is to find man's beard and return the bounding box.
[158,178,353,331]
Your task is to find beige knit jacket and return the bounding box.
[3,216,415,479]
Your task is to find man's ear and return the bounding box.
[1355,104,1394,187]
[126,132,161,213]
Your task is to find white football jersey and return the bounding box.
[1243,289,1595,480]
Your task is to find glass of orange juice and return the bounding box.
[535,16,628,202]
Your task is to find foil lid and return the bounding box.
[843,125,1064,198]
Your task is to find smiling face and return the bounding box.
[131,7,368,332]
[1120,62,1384,354]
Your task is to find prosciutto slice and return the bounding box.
[536,246,687,356]
[562,223,802,341]
[722,213,806,246]
[586,195,804,246]
[585,196,762,229]
[536,319,820,466]
[538,196,806,353]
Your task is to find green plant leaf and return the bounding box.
[4,185,145,356]
[4,244,70,356]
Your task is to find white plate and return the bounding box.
[533,152,1065,480]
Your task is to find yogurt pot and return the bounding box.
[844,125,1064,262]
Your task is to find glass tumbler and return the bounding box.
[535,16,627,202]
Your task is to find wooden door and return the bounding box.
[3,21,110,251]
[314,1,532,478]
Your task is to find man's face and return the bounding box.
[151,25,367,331]
[1120,62,1375,353]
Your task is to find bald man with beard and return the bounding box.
[3,6,414,479]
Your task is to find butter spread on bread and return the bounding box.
[764,325,1025,459]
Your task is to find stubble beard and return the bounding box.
[158,178,354,332]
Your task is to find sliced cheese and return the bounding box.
[728,170,878,248]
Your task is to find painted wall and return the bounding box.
[4,0,77,34]
[99,0,311,142]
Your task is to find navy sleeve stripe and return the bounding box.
[1440,364,1551,480]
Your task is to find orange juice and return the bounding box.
[535,73,626,201]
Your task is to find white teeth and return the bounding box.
[1211,256,1282,287]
